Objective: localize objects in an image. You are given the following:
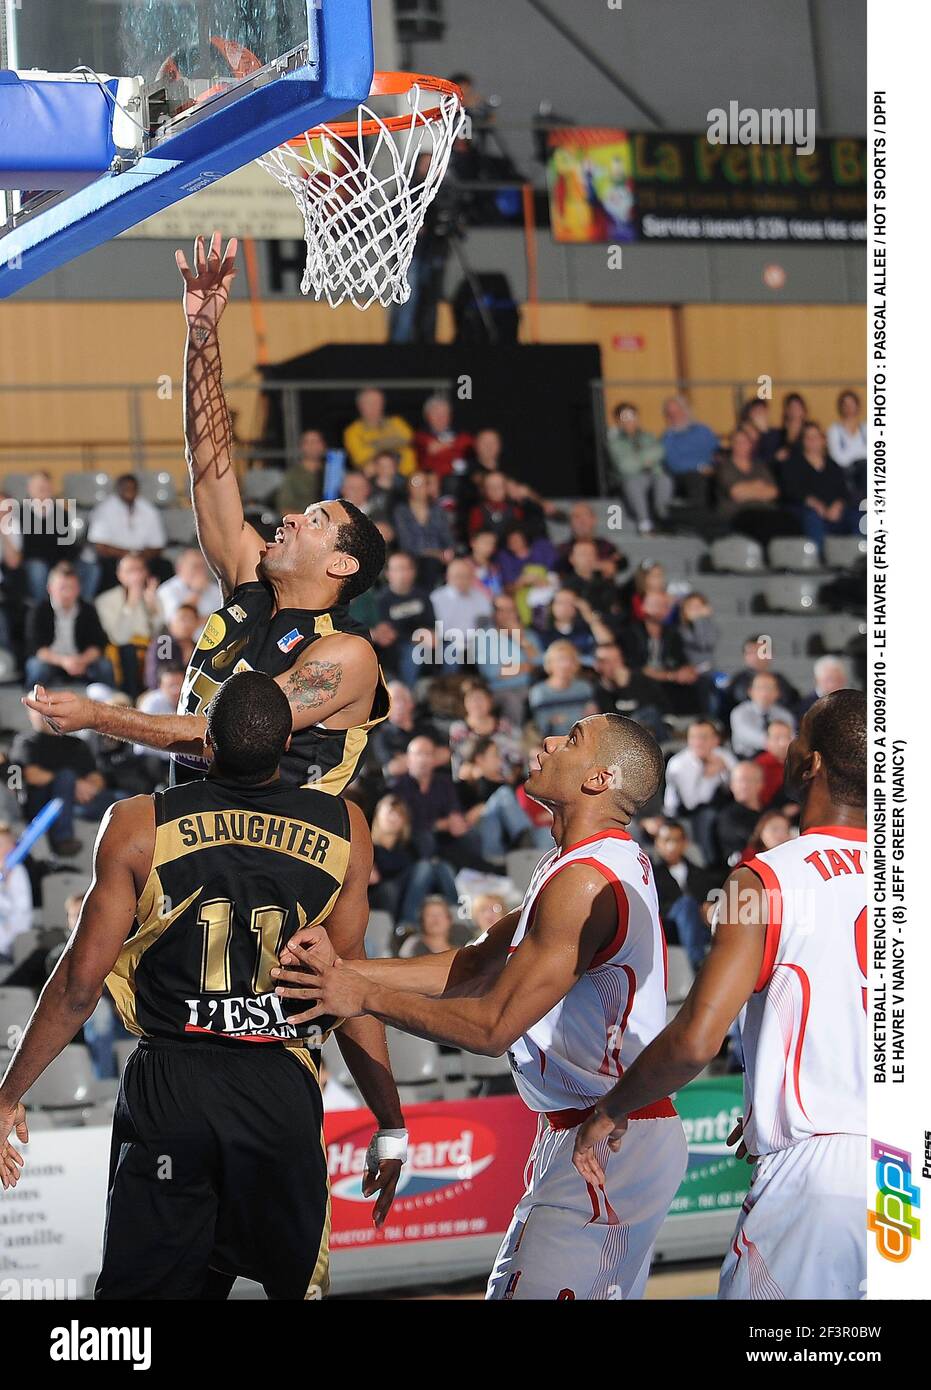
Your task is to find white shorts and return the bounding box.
[718,1133,866,1301]
[486,1109,688,1301]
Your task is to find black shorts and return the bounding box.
[95,1037,329,1301]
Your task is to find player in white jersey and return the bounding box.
[573,689,867,1300]
[273,713,688,1299]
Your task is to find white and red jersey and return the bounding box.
[504,829,672,1119]
[740,825,868,1157]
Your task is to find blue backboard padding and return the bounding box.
[0,0,375,296]
[0,74,120,191]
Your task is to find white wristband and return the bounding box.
[366,1129,409,1169]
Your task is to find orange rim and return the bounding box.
[288,71,463,145]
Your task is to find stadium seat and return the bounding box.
[24,1043,96,1109]
[137,470,178,507]
[114,1040,137,1073]
[162,507,198,545]
[0,986,36,1036]
[767,537,822,572]
[665,946,695,1006]
[710,536,765,573]
[762,576,825,614]
[364,910,394,959]
[63,472,113,508]
[823,535,867,568]
[10,928,42,966]
[505,848,541,897]
[816,615,867,654]
[385,1027,442,1097]
[242,469,284,505]
[2,471,29,497]
[41,870,88,930]
[321,1035,354,1087]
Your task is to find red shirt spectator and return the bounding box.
[414,395,473,479]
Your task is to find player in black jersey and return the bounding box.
[0,673,405,1299]
[24,233,390,793]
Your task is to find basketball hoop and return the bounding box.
[257,72,465,310]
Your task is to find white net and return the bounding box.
[257,81,465,310]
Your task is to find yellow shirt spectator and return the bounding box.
[344,387,417,476]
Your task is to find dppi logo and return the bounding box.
[867,1139,921,1261]
[328,1117,495,1204]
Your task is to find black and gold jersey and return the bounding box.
[107,775,351,1045]
[171,580,390,793]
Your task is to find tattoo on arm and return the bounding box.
[284,660,344,714]
[185,329,234,486]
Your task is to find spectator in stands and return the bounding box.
[738,398,772,454]
[143,601,199,692]
[458,736,553,864]
[760,391,807,470]
[621,590,702,715]
[715,425,796,544]
[467,470,524,541]
[388,733,475,880]
[528,641,597,739]
[368,793,416,924]
[796,654,851,717]
[660,396,718,507]
[24,561,113,691]
[754,717,794,806]
[533,588,601,660]
[414,395,474,480]
[16,471,87,601]
[369,680,445,781]
[561,538,621,620]
[466,891,510,944]
[742,809,794,862]
[448,680,523,779]
[678,592,719,675]
[827,389,868,497]
[344,388,416,476]
[393,472,456,588]
[86,474,167,590]
[664,717,736,862]
[627,561,668,623]
[96,553,165,699]
[730,671,796,758]
[497,526,559,593]
[591,640,667,724]
[476,592,543,724]
[366,450,407,524]
[726,635,800,714]
[372,551,436,689]
[713,760,768,868]
[276,428,327,515]
[0,821,33,963]
[133,661,187,782]
[10,703,127,858]
[472,427,505,477]
[0,492,23,663]
[399,896,458,958]
[341,470,376,517]
[605,401,671,533]
[781,421,861,548]
[430,556,494,639]
[470,529,504,598]
[157,547,221,622]
[651,820,717,971]
[555,501,624,577]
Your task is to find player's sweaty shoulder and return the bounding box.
[530,860,619,956]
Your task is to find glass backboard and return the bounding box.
[10,0,315,132]
[0,0,375,295]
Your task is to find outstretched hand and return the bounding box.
[0,1102,29,1191]
[22,685,97,736]
[176,232,238,332]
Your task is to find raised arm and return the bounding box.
[0,798,152,1187]
[572,865,766,1185]
[277,864,617,1056]
[177,233,265,595]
